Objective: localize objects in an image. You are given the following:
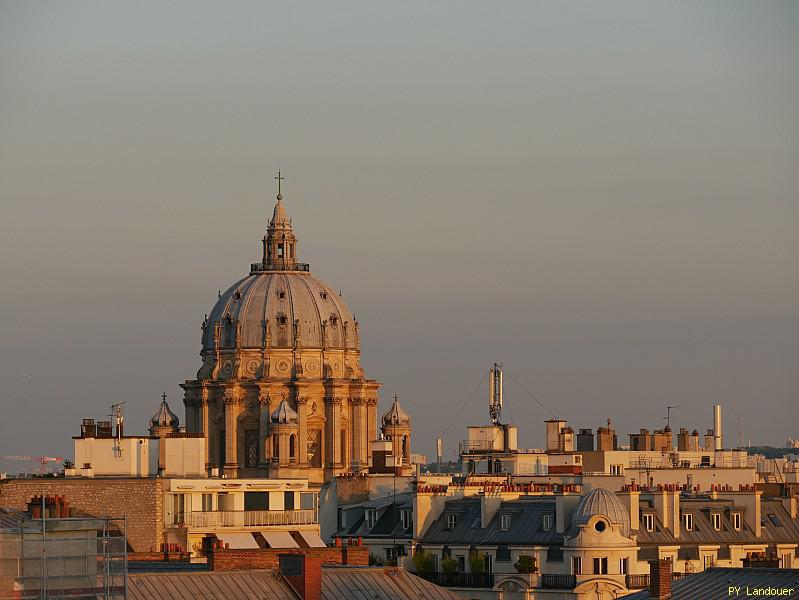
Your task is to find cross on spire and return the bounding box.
[275,170,285,196]
[394,394,399,403]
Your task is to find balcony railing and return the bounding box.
[541,574,576,589]
[625,572,687,590]
[182,509,318,528]
[251,262,310,273]
[417,572,495,589]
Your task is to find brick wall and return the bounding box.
[209,545,369,571]
[0,478,163,553]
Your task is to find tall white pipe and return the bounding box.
[713,404,723,450]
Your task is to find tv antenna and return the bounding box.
[664,405,680,429]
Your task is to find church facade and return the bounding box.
[181,180,382,483]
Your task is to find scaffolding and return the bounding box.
[0,512,127,599]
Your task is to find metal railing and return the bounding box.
[182,509,318,528]
[250,262,310,273]
[417,572,495,588]
[625,572,687,590]
[541,574,576,589]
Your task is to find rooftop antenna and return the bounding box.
[664,405,680,429]
[110,402,126,457]
[489,363,503,425]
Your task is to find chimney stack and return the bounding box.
[713,404,722,450]
[279,554,321,600]
[649,559,672,599]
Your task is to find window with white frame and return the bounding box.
[712,513,722,531]
[500,513,511,531]
[542,513,553,532]
[446,513,458,530]
[572,556,582,575]
[732,512,741,531]
[593,557,608,575]
[620,557,628,575]
[642,513,654,532]
[703,554,715,569]
[400,509,411,530]
[610,464,624,476]
[682,512,693,531]
[201,493,213,512]
[365,508,377,529]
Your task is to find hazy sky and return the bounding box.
[1,1,797,466]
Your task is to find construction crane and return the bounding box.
[3,455,64,474]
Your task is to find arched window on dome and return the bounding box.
[289,434,296,462]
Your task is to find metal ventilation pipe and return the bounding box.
[713,404,723,450]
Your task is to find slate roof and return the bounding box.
[336,493,414,539]
[636,497,799,547]
[622,567,799,599]
[420,497,564,546]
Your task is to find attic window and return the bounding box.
[500,514,511,531]
[542,513,553,532]
[446,513,458,530]
[767,514,783,527]
[682,513,693,531]
[712,513,722,531]
[365,508,377,529]
[732,513,742,531]
[642,513,654,532]
[400,509,411,530]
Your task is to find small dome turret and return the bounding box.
[149,393,180,436]
[572,488,631,537]
[271,398,299,424]
[381,395,411,427]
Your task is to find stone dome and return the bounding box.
[201,195,358,353]
[271,399,299,424]
[381,396,411,427]
[149,395,179,434]
[572,488,631,537]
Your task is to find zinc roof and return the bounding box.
[622,567,799,599]
[322,566,463,600]
[128,570,298,599]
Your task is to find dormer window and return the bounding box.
[642,513,655,532]
[446,513,458,530]
[277,290,286,299]
[712,513,722,531]
[320,292,328,300]
[542,513,553,532]
[365,508,377,529]
[400,509,411,530]
[732,513,742,531]
[682,513,693,531]
[500,513,511,531]
[278,315,288,325]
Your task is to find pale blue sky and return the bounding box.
[1,1,797,464]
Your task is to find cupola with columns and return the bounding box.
[181,172,389,483]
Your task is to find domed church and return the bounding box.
[181,176,383,483]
